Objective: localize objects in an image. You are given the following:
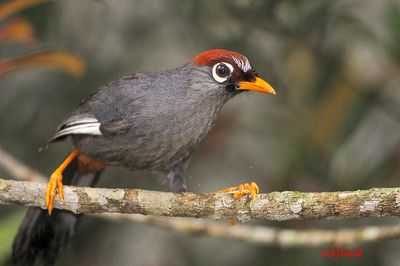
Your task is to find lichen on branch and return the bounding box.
[1,178,400,222]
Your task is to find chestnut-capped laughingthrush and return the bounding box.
[12,49,276,265]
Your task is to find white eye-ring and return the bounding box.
[212,62,234,83]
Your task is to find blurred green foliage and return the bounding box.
[0,212,24,262]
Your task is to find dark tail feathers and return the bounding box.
[11,159,102,266]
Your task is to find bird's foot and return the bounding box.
[44,149,79,215]
[45,170,64,215]
[219,182,259,204]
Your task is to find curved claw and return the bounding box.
[45,171,64,215]
[219,182,260,204]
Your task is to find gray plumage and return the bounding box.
[13,49,273,266]
[51,63,236,191]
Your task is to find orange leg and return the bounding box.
[219,182,260,204]
[45,149,79,215]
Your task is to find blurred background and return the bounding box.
[0,0,400,265]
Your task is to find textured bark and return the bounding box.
[1,178,400,222]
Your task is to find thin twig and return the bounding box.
[105,214,400,247]
[0,147,43,182]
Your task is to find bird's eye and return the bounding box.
[212,62,233,83]
[216,64,229,76]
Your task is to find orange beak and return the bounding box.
[238,77,276,95]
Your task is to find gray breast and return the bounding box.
[73,64,231,172]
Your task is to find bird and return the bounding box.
[11,49,276,265]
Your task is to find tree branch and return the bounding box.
[1,178,400,222]
[1,146,400,247]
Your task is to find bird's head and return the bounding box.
[191,49,276,97]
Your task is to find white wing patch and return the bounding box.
[63,117,100,126]
[231,56,252,72]
[51,117,102,141]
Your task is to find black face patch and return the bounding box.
[228,68,257,85]
[225,83,236,93]
[242,69,258,82]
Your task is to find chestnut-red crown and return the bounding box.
[191,49,252,73]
